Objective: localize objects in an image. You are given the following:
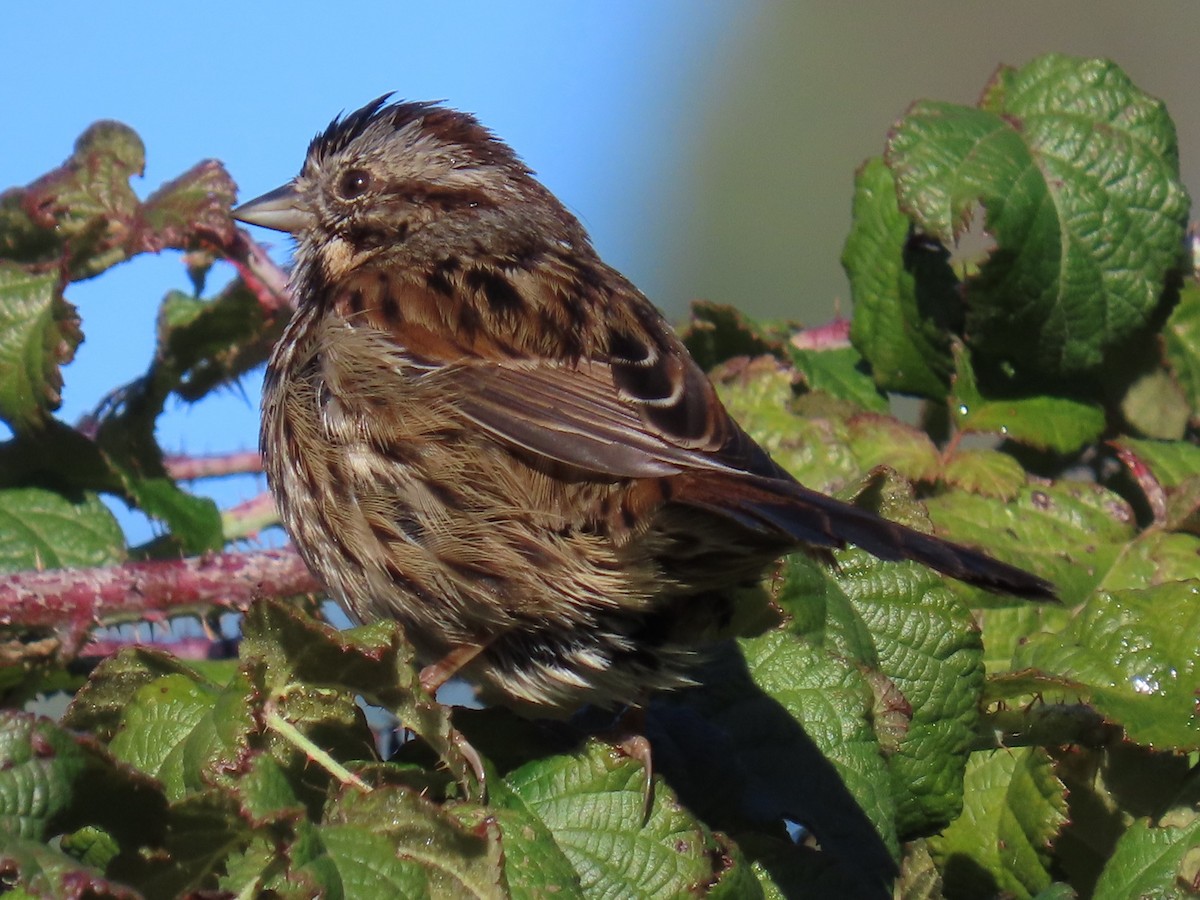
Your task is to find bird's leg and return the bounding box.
[419,642,490,697]
[417,642,492,802]
[603,705,655,824]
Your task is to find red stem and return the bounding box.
[0,548,320,630]
[164,449,262,481]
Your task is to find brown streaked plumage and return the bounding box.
[235,96,1054,716]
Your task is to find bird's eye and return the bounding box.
[337,168,372,200]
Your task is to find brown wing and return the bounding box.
[331,257,787,482]
[332,261,1055,599]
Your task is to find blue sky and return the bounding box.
[1,2,743,537]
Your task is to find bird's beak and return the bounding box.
[232,181,313,234]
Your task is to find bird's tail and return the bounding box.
[676,472,1056,600]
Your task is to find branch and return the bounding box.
[0,548,320,631]
[221,491,280,540]
[164,449,262,481]
[219,228,293,314]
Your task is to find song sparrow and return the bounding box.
[234,96,1052,717]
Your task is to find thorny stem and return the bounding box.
[220,228,293,314]
[221,491,280,540]
[164,449,262,481]
[0,547,320,632]
[265,709,371,792]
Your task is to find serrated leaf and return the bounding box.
[0,836,141,899]
[325,784,505,899]
[108,672,255,800]
[20,121,145,279]
[950,344,1105,454]
[843,157,957,398]
[0,263,80,432]
[790,342,888,412]
[888,55,1189,378]
[835,550,985,837]
[1093,810,1200,900]
[139,159,238,251]
[926,481,1135,606]
[1120,365,1190,440]
[0,711,167,849]
[125,476,223,554]
[153,282,283,404]
[0,711,90,840]
[319,824,433,897]
[64,648,202,742]
[713,357,864,490]
[505,741,716,899]
[240,601,480,798]
[116,790,255,899]
[928,747,1067,899]
[846,412,942,483]
[679,300,788,371]
[651,633,900,893]
[0,487,125,572]
[1103,529,1200,588]
[456,786,584,900]
[941,448,1026,499]
[1164,282,1200,418]
[1013,582,1200,750]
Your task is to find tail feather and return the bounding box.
[677,473,1056,600]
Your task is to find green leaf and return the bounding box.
[0,836,141,899]
[505,741,716,899]
[1164,282,1200,418]
[0,487,125,572]
[324,785,505,899]
[835,551,985,837]
[926,481,1135,606]
[0,711,90,841]
[64,648,203,742]
[0,263,80,432]
[152,282,284,404]
[679,300,788,371]
[107,671,256,801]
[456,785,585,900]
[0,711,167,849]
[125,476,224,555]
[845,412,942,484]
[1013,582,1200,750]
[941,448,1026,499]
[139,159,238,252]
[1093,810,1200,900]
[318,824,432,897]
[789,343,888,412]
[16,121,145,279]
[713,356,863,491]
[844,156,957,398]
[240,601,481,798]
[1120,365,1190,440]
[928,747,1068,899]
[950,344,1105,454]
[118,791,255,899]
[888,55,1189,378]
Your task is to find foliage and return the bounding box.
[1,54,1198,898]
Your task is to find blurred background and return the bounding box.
[2,1,1198,538]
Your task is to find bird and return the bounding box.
[233,95,1053,719]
